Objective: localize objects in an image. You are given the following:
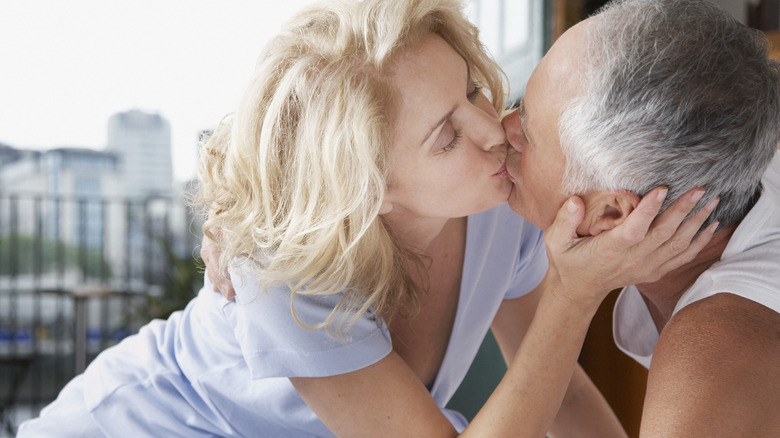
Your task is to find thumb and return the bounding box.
[545,197,585,250]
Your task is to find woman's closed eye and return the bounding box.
[440,83,481,152]
[442,128,462,152]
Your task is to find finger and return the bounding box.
[201,237,215,265]
[217,283,236,301]
[656,219,719,277]
[618,187,668,244]
[640,188,705,249]
[213,269,236,301]
[663,196,719,252]
[204,266,220,291]
[544,197,585,251]
[213,284,235,300]
[648,197,719,267]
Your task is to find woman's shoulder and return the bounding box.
[226,264,393,379]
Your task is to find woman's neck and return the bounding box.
[382,211,454,254]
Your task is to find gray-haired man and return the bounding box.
[501,0,780,435]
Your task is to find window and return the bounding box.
[466,0,544,100]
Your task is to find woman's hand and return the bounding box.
[543,186,719,308]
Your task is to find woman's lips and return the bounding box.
[493,163,508,178]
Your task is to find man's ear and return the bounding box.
[379,200,393,215]
[578,190,640,236]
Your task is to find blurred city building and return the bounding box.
[0,112,199,436]
[0,147,121,252]
[107,109,173,198]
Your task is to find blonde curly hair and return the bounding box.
[196,0,507,334]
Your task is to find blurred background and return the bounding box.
[0,0,777,436]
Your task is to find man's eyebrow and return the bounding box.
[466,61,472,91]
[518,98,533,144]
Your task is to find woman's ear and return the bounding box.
[579,190,640,236]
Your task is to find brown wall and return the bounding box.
[768,31,780,60]
[579,291,648,437]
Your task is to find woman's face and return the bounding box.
[383,33,511,221]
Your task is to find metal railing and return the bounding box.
[0,192,203,435]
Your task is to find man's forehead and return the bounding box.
[540,17,593,80]
[522,21,591,124]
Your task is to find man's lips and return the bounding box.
[504,153,519,183]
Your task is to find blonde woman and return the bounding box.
[19,0,714,436]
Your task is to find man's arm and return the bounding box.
[640,292,780,436]
[492,294,628,438]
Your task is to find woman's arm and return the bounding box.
[291,187,717,437]
[492,293,626,438]
[548,365,627,438]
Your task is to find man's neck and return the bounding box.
[636,225,737,332]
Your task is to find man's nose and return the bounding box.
[502,108,524,152]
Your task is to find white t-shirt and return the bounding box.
[20,203,547,437]
[613,151,780,369]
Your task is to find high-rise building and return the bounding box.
[107,110,173,198]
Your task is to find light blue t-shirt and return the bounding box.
[19,203,547,437]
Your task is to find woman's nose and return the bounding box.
[467,100,507,152]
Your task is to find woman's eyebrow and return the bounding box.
[421,106,456,146]
[421,57,469,146]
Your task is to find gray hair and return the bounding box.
[559,0,780,227]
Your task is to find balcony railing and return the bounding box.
[0,192,203,436]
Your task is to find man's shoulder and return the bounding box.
[643,292,780,436]
[657,292,780,366]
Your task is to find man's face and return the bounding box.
[504,20,590,231]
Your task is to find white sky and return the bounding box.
[0,0,322,182]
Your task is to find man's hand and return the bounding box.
[201,232,235,301]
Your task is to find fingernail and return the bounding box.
[691,190,705,203]
[704,197,720,212]
[656,188,668,201]
[708,221,720,233]
[567,199,578,213]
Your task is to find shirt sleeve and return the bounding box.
[227,264,393,380]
